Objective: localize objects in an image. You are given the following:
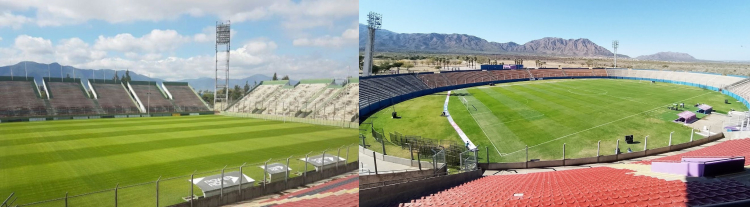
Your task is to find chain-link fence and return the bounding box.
[0,105,212,120]
[459,151,477,172]
[432,148,446,173]
[14,144,359,207]
[226,101,359,123]
[222,112,357,128]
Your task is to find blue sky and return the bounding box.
[360,0,750,61]
[0,0,358,80]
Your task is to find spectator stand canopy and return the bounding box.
[259,163,292,183]
[675,111,697,124]
[300,154,346,171]
[697,104,713,114]
[188,171,254,198]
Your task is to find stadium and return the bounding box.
[0,72,359,207]
[358,67,750,207]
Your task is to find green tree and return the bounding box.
[113,71,119,81]
[243,81,250,95]
[120,69,132,83]
[403,62,415,71]
[231,85,243,101]
[392,62,404,71]
[281,75,289,80]
[201,91,214,105]
[66,74,71,78]
[272,73,278,81]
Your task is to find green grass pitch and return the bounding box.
[0,115,356,206]
[361,79,745,164]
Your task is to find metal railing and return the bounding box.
[222,112,357,129]
[15,144,359,207]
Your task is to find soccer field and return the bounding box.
[362,79,745,163]
[0,115,356,206]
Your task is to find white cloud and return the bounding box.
[292,26,358,48]
[94,29,190,53]
[0,37,3,41]
[55,38,106,64]
[0,11,32,29]
[15,35,53,55]
[1,0,357,30]
[0,35,355,80]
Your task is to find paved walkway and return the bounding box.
[359,151,419,174]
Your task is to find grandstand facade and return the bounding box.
[360,68,750,119]
[0,76,211,122]
[226,77,359,123]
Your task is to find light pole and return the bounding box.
[612,40,619,68]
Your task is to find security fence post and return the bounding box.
[285,156,291,188]
[563,143,566,166]
[322,150,327,176]
[239,163,246,199]
[190,170,196,207]
[381,136,387,155]
[525,145,529,169]
[644,136,648,151]
[65,192,68,207]
[417,150,422,170]
[409,143,414,160]
[616,139,620,160]
[669,131,674,146]
[346,145,350,165]
[690,128,694,142]
[373,151,378,175]
[115,183,119,207]
[336,146,342,170]
[304,152,311,184]
[220,165,227,204]
[156,176,161,207]
[597,141,601,162]
[263,160,269,191]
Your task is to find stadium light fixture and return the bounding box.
[362,12,382,76]
[214,20,231,108]
[612,40,619,68]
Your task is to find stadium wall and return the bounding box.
[0,111,215,123]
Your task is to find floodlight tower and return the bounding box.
[363,12,382,76]
[612,40,619,68]
[214,21,231,108]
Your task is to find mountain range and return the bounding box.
[0,62,281,91]
[359,24,627,57]
[635,52,698,62]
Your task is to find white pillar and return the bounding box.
[690,128,694,142]
[643,136,648,151]
[616,139,619,154]
[669,132,674,146]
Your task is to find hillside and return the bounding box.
[359,24,627,57]
[636,52,698,62]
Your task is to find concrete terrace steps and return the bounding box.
[255,188,357,207]
[400,166,750,207]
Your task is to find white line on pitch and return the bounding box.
[501,91,714,156]
[460,93,503,156]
